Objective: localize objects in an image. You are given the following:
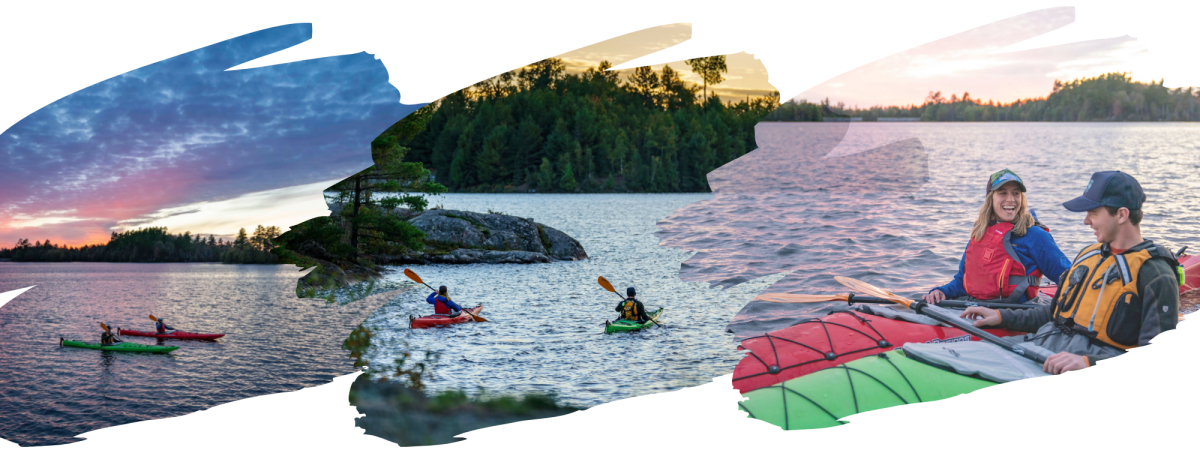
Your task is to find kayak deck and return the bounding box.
[733,311,1027,393]
[739,349,994,430]
[118,328,225,340]
[605,308,664,334]
[60,339,179,354]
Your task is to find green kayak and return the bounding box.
[738,350,995,430]
[605,308,664,334]
[60,339,179,354]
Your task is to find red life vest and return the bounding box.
[962,222,1046,303]
[434,297,451,314]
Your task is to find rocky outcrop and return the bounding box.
[377,209,587,265]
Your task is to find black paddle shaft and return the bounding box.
[846,293,1035,310]
[910,300,1051,363]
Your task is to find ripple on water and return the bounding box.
[657,123,1200,339]
[0,263,389,446]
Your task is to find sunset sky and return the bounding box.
[0,24,416,247]
[0,11,1163,248]
[795,7,1153,108]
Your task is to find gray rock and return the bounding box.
[386,209,587,265]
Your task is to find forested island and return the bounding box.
[764,73,1200,122]
[0,226,280,264]
[382,57,780,193]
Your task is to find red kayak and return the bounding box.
[117,328,225,341]
[410,305,483,329]
[732,311,1028,394]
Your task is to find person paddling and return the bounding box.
[100,326,121,345]
[925,169,1071,305]
[427,285,463,317]
[961,171,1183,374]
[616,287,652,323]
[155,317,175,335]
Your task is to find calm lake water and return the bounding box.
[0,263,386,446]
[656,122,1200,338]
[356,193,782,409]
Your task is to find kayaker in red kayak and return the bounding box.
[924,169,1071,305]
[961,171,1182,374]
[427,285,463,316]
[155,318,175,335]
[616,287,652,323]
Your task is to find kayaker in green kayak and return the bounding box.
[616,287,652,323]
[100,326,121,345]
[925,169,1071,305]
[961,171,1182,374]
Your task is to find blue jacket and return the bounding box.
[427,292,463,312]
[930,225,1071,303]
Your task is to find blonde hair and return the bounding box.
[970,190,1035,242]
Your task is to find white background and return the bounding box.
[2,1,1197,451]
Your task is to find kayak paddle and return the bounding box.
[99,322,123,344]
[597,276,662,327]
[403,268,487,323]
[148,315,176,333]
[834,276,1051,364]
[754,293,1036,310]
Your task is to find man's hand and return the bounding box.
[1043,352,1089,374]
[923,290,946,304]
[959,307,1001,327]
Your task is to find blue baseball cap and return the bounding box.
[1062,171,1145,212]
[987,169,1026,194]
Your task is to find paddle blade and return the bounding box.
[754,293,851,304]
[100,322,110,332]
[403,268,424,284]
[149,315,158,321]
[597,276,617,293]
[834,276,913,307]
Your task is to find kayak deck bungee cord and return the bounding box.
[733,311,1026,393]
[738,349,995,430]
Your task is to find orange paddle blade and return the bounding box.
[403,268,424,284]
[834,276,913,307]
[149,315,158,321]
[597,276,617,293]
[100,322,110,332]
[754,293,851,303]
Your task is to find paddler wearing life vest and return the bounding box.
[427,285,463,316]
[924,169,1072,305]
[616,287,652,323]
[961,171,1183,374]
[100,328,120,345]
[155,318,175,335]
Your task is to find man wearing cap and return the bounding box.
[925,169,1071,305]
[961,171,1182,374]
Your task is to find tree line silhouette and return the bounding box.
[0,226,281,263]
[382,56,780,193]
[763,73,1200,122]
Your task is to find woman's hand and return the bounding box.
[959,307,1001,327]
[1043,352,1089,374]
[923,290,946,304]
